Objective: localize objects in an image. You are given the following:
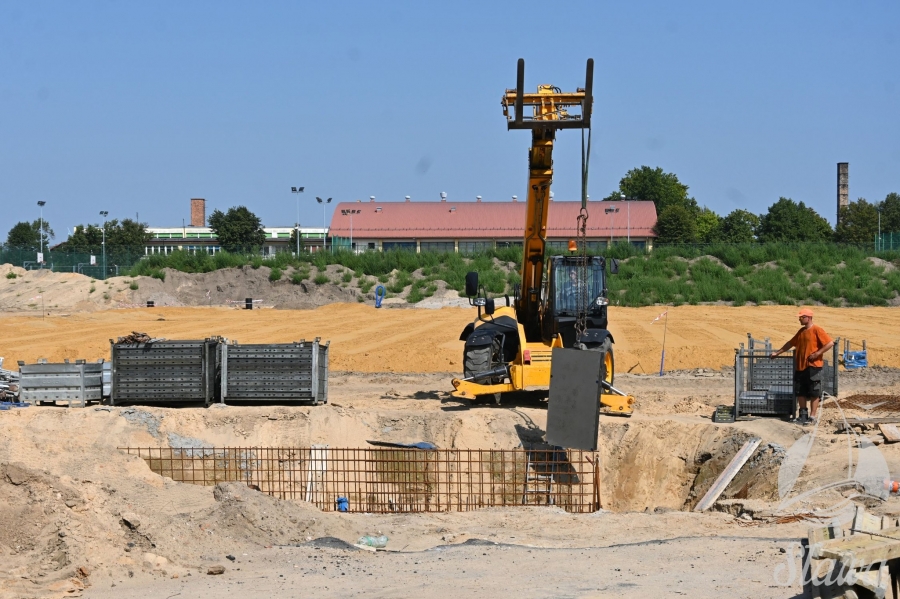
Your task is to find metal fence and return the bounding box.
[110,339,219,406]
[123,446,601,513]
[221,339,329,404]
[876,232,900,252]
[17,359,104,407]
[0,247,144,278]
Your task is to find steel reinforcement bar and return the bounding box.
[122,446,601,513]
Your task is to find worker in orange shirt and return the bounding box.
[769,308,834,425]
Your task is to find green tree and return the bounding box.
[105,219,150,260]
[756,197,832,242]
[654,204,698,243]
[61,219,148,262]
[879,192,900,233]
[6,219,54,249]
[695,207,723,243]
[719,209,759,243]
[604,166,698,214]
[63,224,104,254]
[835,198,879,244]
[208,206,266,253]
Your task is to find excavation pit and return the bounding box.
[121,413,786,515]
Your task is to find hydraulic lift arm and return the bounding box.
[501,58,593,342]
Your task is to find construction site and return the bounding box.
[3,55,900,599]
[0,256,899,597]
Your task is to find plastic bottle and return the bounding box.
[885,479,900,495]
[357,534,388,549]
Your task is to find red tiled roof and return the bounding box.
[328,200,657,239]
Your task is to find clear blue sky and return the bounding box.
[2,1,898,242]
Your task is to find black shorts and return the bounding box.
[794,367,823,398]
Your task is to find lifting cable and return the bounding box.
[575,122,592,339]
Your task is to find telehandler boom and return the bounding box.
[450,59,634,416]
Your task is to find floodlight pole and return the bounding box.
[316,196,332,253]
[878,207,882,253]
[605,206,619,247]
[99,211,109,279]
[621,193,630,244]
[341,209,360,253]
[291,187,304,255]
[38,200,46,268]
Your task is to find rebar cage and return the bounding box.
[123,446,601,513]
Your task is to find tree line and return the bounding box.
[604,166,900,245]
[3,206,275,256]
[6,172,900,255]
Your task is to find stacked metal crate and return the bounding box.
[734,333,840,418]
[220,338,329,405]
[17,359,104,407]
[110,339,220,406]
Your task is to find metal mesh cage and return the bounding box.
[733,336,840,418]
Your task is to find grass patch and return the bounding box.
[117,244,900,307]
[269,267,282,282]
[129,281,139,290]
[6,272,17,279]
[387,271,411,293]
[406,285,424,303]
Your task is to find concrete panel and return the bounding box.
[546,347,603,451]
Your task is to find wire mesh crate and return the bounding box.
[734,348,795,418]
[733,336,840,418]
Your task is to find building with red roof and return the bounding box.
[141,197,657,256]
[327,198,657,253]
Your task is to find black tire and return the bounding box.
[583,337,614,387]
[464,338,505,393]
[464,345,491,381]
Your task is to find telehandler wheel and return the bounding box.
[463,345,492,381]
[463,340,505,404]
[583,338,614,386]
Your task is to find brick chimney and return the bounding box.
[190,198,206,227]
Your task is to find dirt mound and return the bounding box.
[869,256,897,272]
[689,255,733,271]
[206,482,328,545]
[0,264,360,313]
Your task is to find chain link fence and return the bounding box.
[0,246,146,279]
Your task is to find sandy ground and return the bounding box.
[2,296,900,597]
[1,303,899,373]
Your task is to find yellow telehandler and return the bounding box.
[450,58,634,416]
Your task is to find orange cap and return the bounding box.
[798,308,814,317]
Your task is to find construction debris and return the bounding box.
[115,331,166,344]
[807,504,900,598]
[878,423,900,444]
[0,357,20,401]
[694,437,762,512]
